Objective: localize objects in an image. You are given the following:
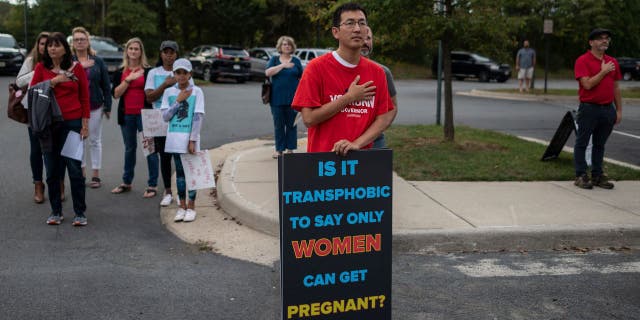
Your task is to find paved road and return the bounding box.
[0,76,638,319]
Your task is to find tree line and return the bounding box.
[1,0,638,70]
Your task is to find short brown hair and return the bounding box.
[276,36,296,54]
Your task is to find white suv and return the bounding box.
[294,48,331,69]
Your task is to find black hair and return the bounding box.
[332,2,367,27]
[42,32,73,70]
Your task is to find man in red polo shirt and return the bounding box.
[573,28,623,189]
[292,3,394,155]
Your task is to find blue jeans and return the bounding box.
[120,114,158,186]
[173,153,196,202]
[574,103,616,177]
[43,120,86,216]
[270,105,297,152]
[28,127,44,182]
[372,133,387,149]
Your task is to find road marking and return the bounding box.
[455,257,640,277]
[614,130,640,139]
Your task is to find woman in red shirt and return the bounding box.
[30,32,90,226]
[110,37,157,197]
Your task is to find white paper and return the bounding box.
[140,133,155,157]
[181,150,216,190]
[141,109,168,137]
[61,131,84,161]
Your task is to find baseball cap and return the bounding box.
[173,58,192,72]
[160,40,179,52]
[588,28,612,40]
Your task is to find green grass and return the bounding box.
[491,87,640,98]
[386,125,640,181]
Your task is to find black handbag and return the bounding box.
[261,78,271,104]
[7,83,28,124]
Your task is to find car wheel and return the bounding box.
[237,77,246,84]
[623,71,632,81]
[478,71,489,82]
[497,76,508,83]
[203,67,212,82]
[455,76,465,81]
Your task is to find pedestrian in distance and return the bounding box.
[16,31,51,204]
[160,58,206,223]
[111,37,158,197]
[291,2,395,156]
[71,26,112,189]
[30,32,90,226]
[515,39,536,93]
[265,35,303,158]
[361,26,398,148]
[573,28,623,190]
[145,40,190,207]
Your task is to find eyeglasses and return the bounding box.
[73,38,88,42]
[338,19,368,29]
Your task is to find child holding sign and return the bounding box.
[160,59,205,222]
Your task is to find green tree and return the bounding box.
[105,0,157,42]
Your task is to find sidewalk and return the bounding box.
[160,139,640,266]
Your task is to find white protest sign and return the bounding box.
[140,133,155,157]
[180,150,216,190]
[141,109,168,137]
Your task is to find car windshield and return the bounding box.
[221,48,248,57]
[0,36,17,48]
[91,38,122,52]
[471,54,491,63]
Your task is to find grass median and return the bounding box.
[490,87,640,99]
[386,125,640,181]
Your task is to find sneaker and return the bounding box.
[183,209,196,222]
[46,214,63,225]
[160,193,173,207]
[72,215,88,227]
[592,174,614,189]
[174,208,186,222]
[574,174,593,189]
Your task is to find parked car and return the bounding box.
[248,47,277,80]
[617,57,640,81]
[188,45,251,83]
[0,33,25,75]
[90,36,124,75]
[294,48,331,69]
[431,51,511,82]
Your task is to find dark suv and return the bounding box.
[617,57,640,81]
[90,36,124,75]
[0,33,25,75]
[432,51,511,82]
[188,45,251,83]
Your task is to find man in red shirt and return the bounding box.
[292,3,394,155]
[573,28,623,189]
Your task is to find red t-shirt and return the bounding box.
[30,62,90,120]
[122,68,146,115]
[292,53,394,152]
[574,51,621,104]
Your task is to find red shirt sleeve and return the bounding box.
[574,55,589,80]
[30,62,44,87]
[291,60,322,111]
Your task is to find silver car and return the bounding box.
[248,47,277,80]
[294,48,331,69]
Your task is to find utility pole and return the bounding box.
[23,0,28,49]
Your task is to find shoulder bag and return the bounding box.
[7,83,28,124]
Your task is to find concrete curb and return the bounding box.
[393,225,640,253]
[217,147,280,237]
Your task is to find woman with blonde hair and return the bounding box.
[71,26,111,188]
[16,31,51,203]
[265,36,303,158]
[110,37,158,197]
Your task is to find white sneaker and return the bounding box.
[174,208,186,222]
[183,209,196,222]
[160,193,173,207]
